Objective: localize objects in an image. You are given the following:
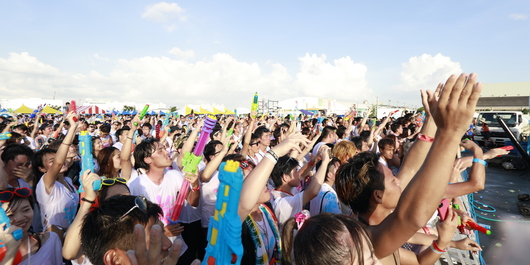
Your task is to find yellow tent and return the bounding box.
[199,107,213,115]
[185,106,193,115]
[42,105,62,114]
[14,104,34,114]
[212,107,225,115]
[224,108,235,115]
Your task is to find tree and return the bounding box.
[123,105,136,111]
[522,108,529,115]
[170,106,177,112]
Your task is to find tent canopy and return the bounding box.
[14,104,34,114]
[42,105,62,114]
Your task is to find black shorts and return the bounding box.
[483,131,491,139]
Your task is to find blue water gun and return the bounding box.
[77,131,101,193]
[202,161,244,265]
[0,203,22,263]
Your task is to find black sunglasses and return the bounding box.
[250,141,260,146]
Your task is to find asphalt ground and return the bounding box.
[469,155,530,265]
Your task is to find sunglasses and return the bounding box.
[102,177,127,187]
[240,160,254,170]
[250,142,260,146]
[116,196,148,223]
[0,187,32,202]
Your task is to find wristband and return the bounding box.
[472,158,487,166]
[190,183,200,192]
[432,240,447,253]
[61,142,71,146]
[430,245,444,254]
[82,197,96,204]
[267,150,279,161]
[265,153,278,164]
[417,133,434,143]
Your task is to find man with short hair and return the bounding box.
[113,126,130,151]
[35,123,53,150]
[81,195,176,265]
[254,126,271,161]
[129,140,201,261]
[1,144,34,189]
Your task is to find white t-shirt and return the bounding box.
[312,142,327,157]
[201,171,220,228]
[128,169,184,226]
[36,176,79,230]
[113,141,123,151]
[127,169,188,255]
[19,232,63,265]
[271,189,304,226]
[309,183,342,216]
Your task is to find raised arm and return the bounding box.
[176,118,204,170]
[30,113,41,139]
[240,118,255,158]
[302,145,331,205]
[444,140,485,198]
[63,170,100,260]
[396,88,439,188]
[120,115,140,180]
[43,114,79,194]
[200,136,230,182]
[238,134,311,222]
[369,73,482,258]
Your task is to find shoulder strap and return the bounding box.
[319,190,331,213]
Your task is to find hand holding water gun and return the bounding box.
[203,161,244,265]
[170,116,217,224]
[77,131,101,193]
[134,105,149,126]
[69,101,79,122]
[251,92,258,119]
[0,203,23,264]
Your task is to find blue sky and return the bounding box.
[0,0,528,109]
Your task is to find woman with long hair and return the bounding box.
[0,187,63,264]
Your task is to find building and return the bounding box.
[477,82,530,111]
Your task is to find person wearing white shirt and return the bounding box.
[128,140,200,262]
[270,146,332,226]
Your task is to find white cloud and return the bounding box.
[292,53,369,102]
[169,47,195,60]
[142,2,186,22]
[213,40,222,45]
[399,53,461,92]
[0,52,370,108]
[509,13,528,20]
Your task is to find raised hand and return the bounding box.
[431,73,481,134]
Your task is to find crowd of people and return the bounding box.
[0,73,509,265]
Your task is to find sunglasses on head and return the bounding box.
[115,196,148,223]
[0,187,32,203]
[101,177,127,187]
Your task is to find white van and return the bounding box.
[474,111,530,146]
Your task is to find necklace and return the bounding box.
[256,213,270,251]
